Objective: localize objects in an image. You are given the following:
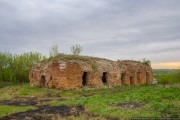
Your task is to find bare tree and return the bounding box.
[71,44,83,55]
[49,44,59,57]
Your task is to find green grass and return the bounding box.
[153,69,180,75]
[0,84,180,119]
[154,72,180,85]
[0,82,16,89]
[0,105,35,117]
[51,85,180,118]
[0,84,61,101]
[153,69,180,85]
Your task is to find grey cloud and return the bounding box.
[0,0,180,63]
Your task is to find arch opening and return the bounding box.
[137,72,141,85]
[130,76,134,85]
[102,72,108,84]
[82,72,88,86]
[121,73,125,85]
[146,72,150,84]
[40,75,46,87]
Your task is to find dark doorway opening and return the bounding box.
[40,75,46,87]
[146,72,150,84]
[102,72,108,84]
[130,76,134,85]
[137,72,141,85]
[82,72,88,86]
[121,73,125,85]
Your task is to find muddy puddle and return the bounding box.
[0,95,66,107]
[0,95,119,120]
[0,96,94,120]
[0,105,85,120]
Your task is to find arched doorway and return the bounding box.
[137,72,141,85]
[40,75,46,87]
[130,76,134,85]
[102,72,108,85]
[121,73,125,85]
[146,72,150,84]
[82,72,89,86]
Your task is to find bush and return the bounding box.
[71,44,82,55]
[0,52,45,83]
[49,44,60,58]
[142,58,151,65]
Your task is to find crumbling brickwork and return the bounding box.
[29,55,153,90]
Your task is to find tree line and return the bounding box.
[0,52,45,83]
[0,44,82,83]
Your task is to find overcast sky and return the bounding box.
[0,0,180,68]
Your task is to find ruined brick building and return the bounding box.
[29,55,153,90]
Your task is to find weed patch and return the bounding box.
[151,103,180,117]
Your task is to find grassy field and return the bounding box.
[0,82,17,89]
[153,69,180,85]
[0,84,180,119]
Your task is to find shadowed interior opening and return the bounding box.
[40,75,46,87]
[121,73,125,85]
[146,72,150,84]
[82,72,88,86]
[102,72,108,84]
[137,72,141,85]
[130,76,134,85]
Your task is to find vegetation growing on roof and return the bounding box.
[48,53,111,62]
[142,58,151,66]
[71,44,83,55]
[91,63,99,71]
[49,44,60,58]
